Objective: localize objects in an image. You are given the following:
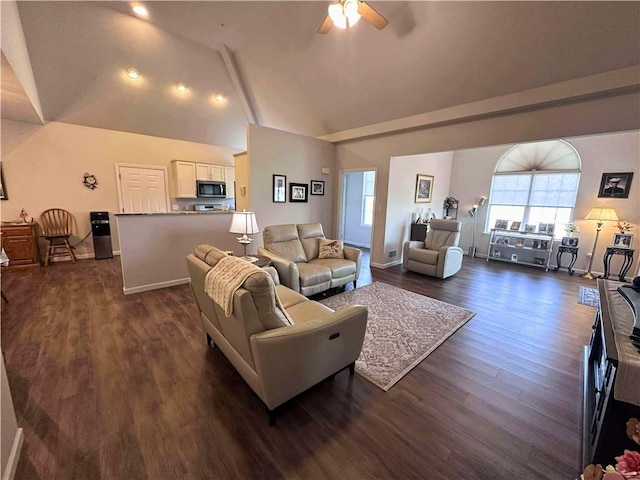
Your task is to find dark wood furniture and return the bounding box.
[39,208,76,266]
[601,247,635,281]
[0,222,41,267]
[410,222,429,241]
[582,280,640,468]
[554,245,578,275]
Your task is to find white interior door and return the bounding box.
[116,165,169,213]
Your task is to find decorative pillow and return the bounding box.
[318,239,344,259]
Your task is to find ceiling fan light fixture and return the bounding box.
[213,93,225,103]
[175,82,187,93]
[131,3,148,17]
[344,0,361,25]
[125,67,140,79]
[328,3,347,29]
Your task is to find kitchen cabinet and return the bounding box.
[1,222,41,267]
[225,167,235,199]
[196,163,225,182]
[170,160,196,198]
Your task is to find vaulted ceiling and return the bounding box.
[3,1,640,150]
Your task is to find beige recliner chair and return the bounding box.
[187,244,367,424]
[402,219,464,279]
[258,223,362,296]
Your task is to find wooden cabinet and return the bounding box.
[196,163,224,182]
[582,280,640,467]
[1,222,41,267]
[170,160,197,198]
[410,223,429,241]
[225,167,235,199]
[487,228,554,271]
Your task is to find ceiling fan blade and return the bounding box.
[317,15,333,34]
[358,1,389,30]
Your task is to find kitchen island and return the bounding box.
[116,211,241,294]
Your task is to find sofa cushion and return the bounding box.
[275,284,308,309]
[297,262,332,287]
[264,224,308,262]
[297,223,325,260]
[286,300,334,324]
[310,258,355,279]
[318,239,344,259]
[424,220,461,250]
[407,247,439,266]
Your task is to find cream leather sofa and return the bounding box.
[402,219,464,279]
[187,244,367,424]
[258,223,362,296]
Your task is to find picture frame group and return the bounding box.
[272,175,324,203]
[612,233,633,249]
[561,237,579,247]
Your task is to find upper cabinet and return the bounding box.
[196,163,225,182]
[171,160,197,198]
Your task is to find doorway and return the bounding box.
[115,164,170,213]
[338,169,376,249]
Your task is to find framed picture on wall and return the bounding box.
[272,174,286,203]
[289,183,308,203]
[0,163,7,200]
[598,172,633,198]
[414,174,434,203]
[310,180,324,195]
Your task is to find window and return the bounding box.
[486,140,581,237]
[362,171,375,226]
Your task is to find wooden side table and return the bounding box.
[0,222,41,267]
[554,245,578,275]
[410,223,429,241]
[600,247,635,281]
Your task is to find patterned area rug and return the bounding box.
[578,286,600,307]
[320,282,475,391]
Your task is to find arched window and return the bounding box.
[486,140,581,237]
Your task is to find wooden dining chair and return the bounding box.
[39,208,77,266]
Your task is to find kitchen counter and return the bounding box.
[116,211,242,294]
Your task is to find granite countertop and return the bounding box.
[115,211,235,216]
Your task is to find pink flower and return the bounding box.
[615,450,640,477]
[627,418,640,445]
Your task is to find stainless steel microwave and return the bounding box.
[197,180,226,198]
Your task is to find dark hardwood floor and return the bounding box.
[1,252,598,479]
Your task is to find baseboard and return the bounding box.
[2,427,23,480]
[370,260,402,269]
[123,277,190,295]
[49,250,121,262]
[344,241,370,249]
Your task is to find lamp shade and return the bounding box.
[229,211,259,235]
[585,207,618,222]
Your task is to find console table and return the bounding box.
[410,223,429,241]
[601,247,635,281]
[581,280,640,468]
[554,245,578,275]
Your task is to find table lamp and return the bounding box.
[583,206,618,279]
[229,210,260,262]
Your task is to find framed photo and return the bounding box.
[533,257,546,265]
[510,221,522,231]
[538,223,548,234]
[539,240,550,250]
[310,180,325,196]
[495,219,509,230]
[532,240,540,249]
[495,236,509,245]
[289,183,308,203]
[546,224,555,235]
[515,238,525,248]
[493,250,502,258]
[414,174,434,203]
[561,237,579,247]
[598,172,633,198]
[272,174,286,203]
[612,233,633,249]
[511,254,518,262]
[524,224,536,233]
[0,163,6,200]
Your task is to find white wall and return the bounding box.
[343,172,371,248]
[450,130,640,275]
[1,120,239,257]
[244,124,336,245]
[384,152,454,266]
[1,353,22,480]
[336,91,640,266]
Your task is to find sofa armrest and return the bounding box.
[343,246,362,281]
[250,305,368,409]
[258,247,301,292]
[436,246,464,278]
[402,241,425,269]
[262,266,280,285]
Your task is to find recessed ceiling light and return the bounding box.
[132,3,148,17]
[213,93,225,103]
[125,67,140,79]
[175,83,187,93]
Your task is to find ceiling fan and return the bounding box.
[317,0,389,34]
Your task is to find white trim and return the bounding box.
[114,163,170,214]
[337,168,378,254]
[123,278,190,295]
[220,44,256,124]
[2,427,23,480]
[370,260,402,269]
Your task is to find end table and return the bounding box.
[554,245,579,275]
[600,247,635,281]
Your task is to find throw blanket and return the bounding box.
[205,256,264,317]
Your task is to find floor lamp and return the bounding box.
[229,210,260,262]
[467,197,486,258]
[583,206,618,279]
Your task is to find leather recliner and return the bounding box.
[402,219,464,279]
[258,223,362,296]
